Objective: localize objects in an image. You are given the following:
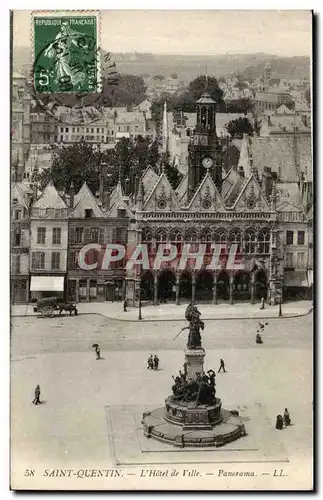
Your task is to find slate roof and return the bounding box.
[33,182,67,209]
[248,136,312,183]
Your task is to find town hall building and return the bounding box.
[124,91,312,307]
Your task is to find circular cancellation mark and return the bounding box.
[31,33,120,125]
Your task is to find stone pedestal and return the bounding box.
[185,348,205,380]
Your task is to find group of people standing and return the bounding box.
[276,408,291,430]
[147,354,160,370]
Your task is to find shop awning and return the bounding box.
[30,276,64,292]
[284,271,309,288]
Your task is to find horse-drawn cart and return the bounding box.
[33,297,78,318]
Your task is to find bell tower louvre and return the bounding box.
[187,91,223,201]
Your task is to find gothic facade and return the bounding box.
[124,92,312,306]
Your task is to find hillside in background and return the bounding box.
[12,46,310,83]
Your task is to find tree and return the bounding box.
[188,75,224,104]
[222,98,254,114]
[38,141,107,194]
[113,74,146,106]
[153,75,165,80]
[227,117,254,138]
[39,136,181,195]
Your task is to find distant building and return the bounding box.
[30,112,57,144]
[11,182,33,303]
[255,88,293,112]
[67,180,132,302]
[29,182,68,300]
[11,71,31,181]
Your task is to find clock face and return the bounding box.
[202,158,213,169]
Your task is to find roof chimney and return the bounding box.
[100,162,107,207]
[69,181,75,209]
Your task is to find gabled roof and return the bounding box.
[222,167,241,199]
[175,173,188,206]
[33,181,67,209]
[143,172,180,211]
[186,172,225,211]
[71,182,104,218]
[239,135,312,184]
[276,201,303,212]
[231,174,271,212]
[109,181,124,209]
[139,166,159,202]
[106,198,134,218]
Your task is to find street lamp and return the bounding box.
[278,290,283,317]
[138,287,142,320]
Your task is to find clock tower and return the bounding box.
[187,92,222,201]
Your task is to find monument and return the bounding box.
[142,304,246,448]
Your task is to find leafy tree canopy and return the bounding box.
[39,136,182,196]
[227,117,254,138]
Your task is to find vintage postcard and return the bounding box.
[10,10,313,491]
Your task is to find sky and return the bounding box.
[13,10,312,57]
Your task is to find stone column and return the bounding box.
[212,274,217,305]
[176,272,180,305]
[229,274,234,305]
[86,278,90,302]
[185,348,206,381]
[250,271,255,304]
[153,272,158,305]
[191,273,196,303]
[75,278,80,303]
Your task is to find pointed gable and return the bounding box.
[33,182,67,209]
[231,174,271,212]
[222,167,241,199]
[107,199,134,218]
[143,172,180,212]
[71,182,104,218]
[108,181,124,210]
[141,166,159,201]
[187,172,225,211]
[175,173,188,206]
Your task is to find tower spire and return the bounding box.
[162,100,168,153]
[205,66,208,92]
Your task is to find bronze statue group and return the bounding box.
[171,363,216,405]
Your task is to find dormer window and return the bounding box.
[85,209,93,218]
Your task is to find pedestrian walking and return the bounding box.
[95,346,101,360]
[147,354,154,370]
[260,297,265,310]
[33,385,41,405]
[123,299,128,312]
[218,358,226,373]
[276,414,284,430]
[283,408,291,426]
[153,354,159,370]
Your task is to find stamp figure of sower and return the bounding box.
[44,21,87,89]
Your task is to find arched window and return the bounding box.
[156,229,167,243]
[245,229,257,254]
[170,230,182,253]
[185,230,197,243]
[214,229,228,245]
[229,229,241,245]
[258,229,270,254]
[201,230,212,243]
[142,229,153,252]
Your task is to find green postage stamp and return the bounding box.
[32,11,101,94]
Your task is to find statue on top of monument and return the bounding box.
[173,302,205,349]
[185,303,205,350]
